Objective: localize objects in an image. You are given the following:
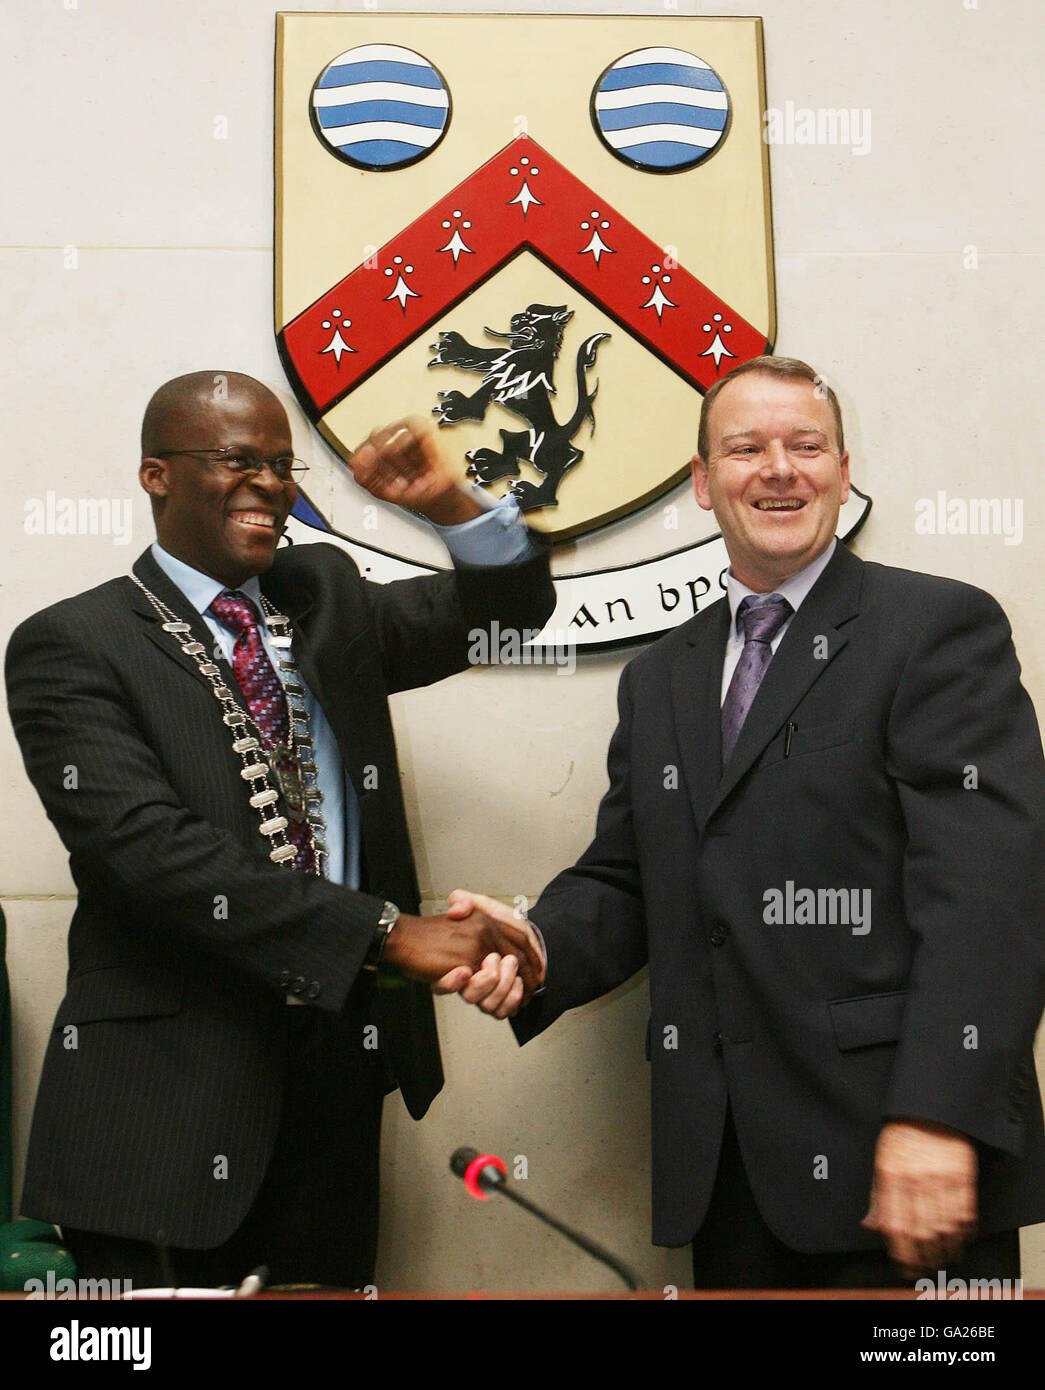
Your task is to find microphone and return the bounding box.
[449,1146,640,1291]
[450,1146,508,1196]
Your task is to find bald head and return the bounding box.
[137,371,296,586]
[141,371,284,457]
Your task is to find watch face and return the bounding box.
[381,902,400,929]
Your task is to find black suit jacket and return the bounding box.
[6,539,554,1247]
[514,544,1045,1251]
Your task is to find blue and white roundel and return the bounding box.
[591,48,729,173]
[311,44,451,171]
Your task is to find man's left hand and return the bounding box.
[349,414,482,526]
[862,1119,978,1278]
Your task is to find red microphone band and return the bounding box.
[463,1153,507,1200]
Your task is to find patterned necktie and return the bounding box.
[209,590,316,873]
[720,593,793,765]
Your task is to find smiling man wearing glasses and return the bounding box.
[5,369,551,1290]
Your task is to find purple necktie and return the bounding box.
[209,591,316,873]
[720,593,793,765]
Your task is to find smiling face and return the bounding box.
[139,386,297,587]
[691,371,850,591]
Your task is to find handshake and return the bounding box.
[380,891,545,1020]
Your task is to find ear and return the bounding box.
[139,456,171,501]
[691,454,714,512]
[839,450,850,506]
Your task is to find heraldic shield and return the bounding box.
[275,13,778,544]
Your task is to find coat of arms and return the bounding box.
[275,15,869,648]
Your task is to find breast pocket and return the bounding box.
[761,716,856,769]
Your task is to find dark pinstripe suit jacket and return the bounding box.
[6,540,554,1246]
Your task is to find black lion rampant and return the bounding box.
[429,303,609,511]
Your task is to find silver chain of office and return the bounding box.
[129,576,327,875]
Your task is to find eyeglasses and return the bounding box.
[153,448,309,482]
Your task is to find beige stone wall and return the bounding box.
[1,0,1041,1293]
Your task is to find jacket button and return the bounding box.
[291,976,306,995]
[709,923,730,947]
[279,970,291,989]
[712,1031,723,1055]
[307,981,321,1000]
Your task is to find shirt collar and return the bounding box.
[150,541,264,616]
[725,538,837,634]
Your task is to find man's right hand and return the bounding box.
[381,905,544,1001]
[430,890,547,1018]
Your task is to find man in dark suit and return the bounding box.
[6,370,549,1289]
[448,356,1045,1288]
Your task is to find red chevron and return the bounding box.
[279,135,769,418]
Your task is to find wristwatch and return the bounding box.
[363,901,400,972]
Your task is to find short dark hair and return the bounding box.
[697,355,845,460]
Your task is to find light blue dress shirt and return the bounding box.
[151,495,537,886]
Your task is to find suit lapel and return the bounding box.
[261,554,372,793]
[129,548,234,689]
[705,544,864,824]
[259,559,323,707]
[671,598,730,830]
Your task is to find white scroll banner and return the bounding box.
[284,487,871,657]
